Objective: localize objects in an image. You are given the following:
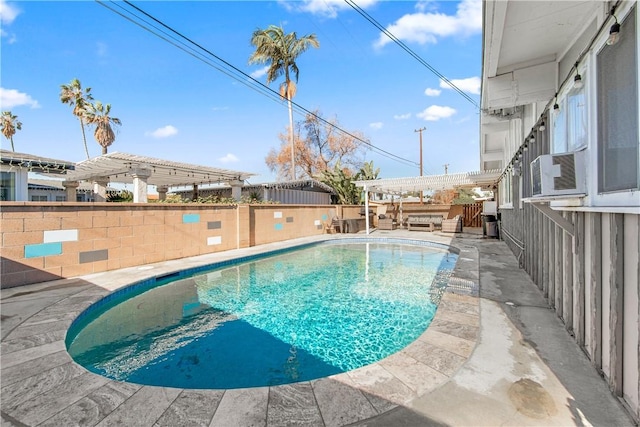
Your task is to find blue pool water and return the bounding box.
[67,240,457,389]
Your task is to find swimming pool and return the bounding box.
[66,239,458,389]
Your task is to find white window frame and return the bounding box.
[500,171,513,208]
[586,4,639,209]
[551,69,588,155]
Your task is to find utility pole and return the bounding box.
[443,163,449,175]
[415,127,426,204]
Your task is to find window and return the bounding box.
[501,172,512,206]
[56,195,67,202]
[0,172,15,201]
[31,195,48,202]
[552,78,587,153]
[597,8,638,193]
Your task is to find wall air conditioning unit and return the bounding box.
[530,151,586,196]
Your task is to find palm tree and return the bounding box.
[60,78,93,159]
[0,111,22,152]
[249,25,319,181]
[86,101,121,155]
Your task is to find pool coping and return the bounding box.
[1,233,480,426]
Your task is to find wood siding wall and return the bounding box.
[498,115,639,421]
[500,207,640,421]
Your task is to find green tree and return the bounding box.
[356,160,380,201]
[60,78,93,159]
[249,25,319,181]
[357,160,379,181]
[86,101,121,155]
[0,111,22,152]
[320,162,361,205]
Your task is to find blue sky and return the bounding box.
[1,0,482,183]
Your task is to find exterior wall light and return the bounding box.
[607,6,620,46]
[573,62,584,89]
[607,21,621,45]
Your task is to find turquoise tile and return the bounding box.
[322,214,328,221]
[274,223,283,231]
[183,213,200,224]
[25,242,62,258]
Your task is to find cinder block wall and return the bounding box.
[251,205,337,246]
[0,203,346,288]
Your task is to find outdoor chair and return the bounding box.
[325,217,342,234]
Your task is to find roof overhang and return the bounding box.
[482,0,602,111]
[64,152,255,188]
[354,170,502,195]
[0,150,75,175]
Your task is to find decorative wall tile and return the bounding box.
[79,249,109,264]
[274,212,283,219]
[322,214,328,221]
[207,221,222,230]
[274,223,283,231]
[286,217,294,223]
[207,236,222,245]
[314,220,321,226]
[25,242,62,258]
[44,229,78,243]
[183,214,200,224]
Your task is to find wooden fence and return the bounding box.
[462,203,483,227]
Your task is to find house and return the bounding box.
[1,150,257,203]
[27,179,95,202]
[0,150,76,201]
[481,0,639,421]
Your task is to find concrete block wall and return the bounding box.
[250,205,338,246]
[0,203,351,288]
[1,203,238,288]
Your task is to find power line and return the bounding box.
[96,0,420,169]
[344,0,480,109]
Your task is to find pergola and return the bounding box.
[64,152,255,202]
[354,169,502,234]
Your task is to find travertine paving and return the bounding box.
[1,232,479,426]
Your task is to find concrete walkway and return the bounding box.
[1,229,635,426]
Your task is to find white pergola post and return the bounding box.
[131,167,152,203]
[93,177,109,202]
[63,181,79,202]
[229,179,244,202]
[157,185,168,201]
[364,185,370,235]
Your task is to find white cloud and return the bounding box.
[146,125,178,138]
[219,153,238,163]
[417,105,456,121]
[0,0,20,24]
[0,88,40,109]
[440,76,480,94]
[374,0,481,48]
[424,88,441,97]
[1,30,16,44]
[0,0,18,43]
[250,66,269,79]
[369,122,383,130]
[414,0,436,13]
[287,0,378,18]
[393,113,411,120]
